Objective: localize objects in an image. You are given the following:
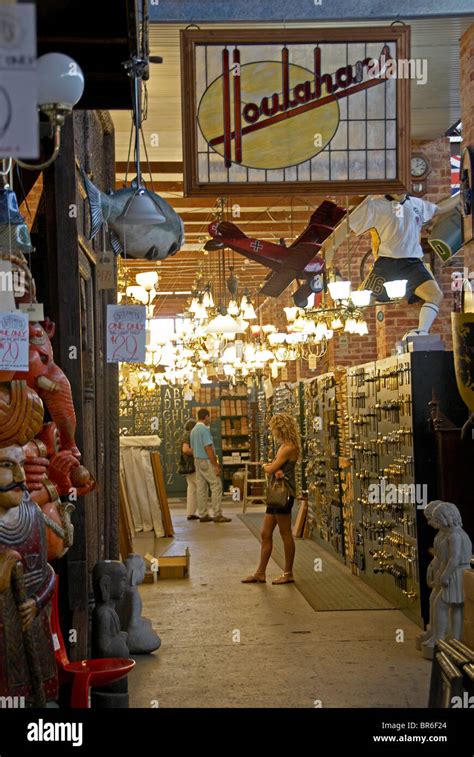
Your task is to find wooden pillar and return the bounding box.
[43,116,88,659]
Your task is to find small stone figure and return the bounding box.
[91,561,129,659]
[416,500,445,651]
[421,501,472,659]
[117,554,161,654]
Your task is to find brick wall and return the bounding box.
[461,24,474,274]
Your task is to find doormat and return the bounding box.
[238,513,396,612]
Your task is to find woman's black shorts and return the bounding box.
[265,495,295,516]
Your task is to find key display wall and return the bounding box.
[304,373,345,560]
[348,351,466,626]
[302,351,466,627]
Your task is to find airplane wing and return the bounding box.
[291,201,347,247]
[259,243,320,296]
[260,269,302,297]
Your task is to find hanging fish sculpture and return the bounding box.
[81,169,185,260]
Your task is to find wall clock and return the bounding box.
[410,154,430,197]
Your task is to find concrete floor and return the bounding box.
[128,502,432,708]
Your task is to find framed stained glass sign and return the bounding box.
[180,27,411,196]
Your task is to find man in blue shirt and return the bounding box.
[190,408,231,523]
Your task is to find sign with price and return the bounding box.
[0,311,29,370]
[106,305,146,363]
[0,4,38,158]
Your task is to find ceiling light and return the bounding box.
[344,317,358,334]
[126,285,148,304]
[284,306,299,323]
[350,289,372,307]
[136,271,159,290]
[205,314,245,335]
[227,299,240,315]
[383,279,408,299]
[243,302,257,320]
[328,280,352,301]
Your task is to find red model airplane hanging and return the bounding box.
[204,200,346,307]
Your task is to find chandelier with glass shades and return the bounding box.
[117,258,408,395]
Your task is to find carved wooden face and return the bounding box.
[0,444,26,509]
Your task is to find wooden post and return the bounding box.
[43,116,88,659]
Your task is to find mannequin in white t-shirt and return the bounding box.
[323,192,460,338]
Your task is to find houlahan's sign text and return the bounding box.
[197,44,396,171]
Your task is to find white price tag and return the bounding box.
[0,311,29,370]
[106,305,146,363]
[97,253,115,290]
[19,302,44,322]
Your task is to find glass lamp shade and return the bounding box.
[355,320,369,336]
[136,271,159,290]
[202,291,213,308]
[243,303,257,320]
[303,320,317,335]
[262,324,277,334]
[330,316,344,330]
[292,316,307,332]
[205,314,244,334]
[268,332,287,345]
[227,299,239,315]
[126,285,148,304]
[254,348,276,363]
[383,279,408,299]
[250,325,261,336]
[37,53,85,108]
[116,191,166,226]
[284,306,298,323]
[239,294,248,310]
[350,289,372,307]
[235,316,249,331]
[344,317,358,334]
[222,346,237,363]
[188,298,199,314]
[286,332,304,344]
[328,280,352,300]
[194,303,208,320]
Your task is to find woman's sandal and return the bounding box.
[272,572,295,585]
[241,574,266,583]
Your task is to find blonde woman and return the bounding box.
[242,412,300,585]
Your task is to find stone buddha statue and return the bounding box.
[0,381,57,706]
[117,554,161,654]
[91,561,130,659]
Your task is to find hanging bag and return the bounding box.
[178,434,195,475]
[265,474,291,508]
